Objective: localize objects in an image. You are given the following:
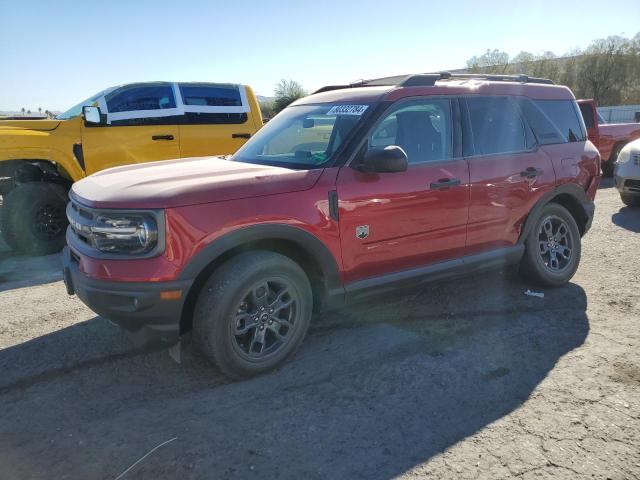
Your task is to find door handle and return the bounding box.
[521,167,543,178]
[232,133,251,139]
[430,178,461,190]
[152,135,174,141]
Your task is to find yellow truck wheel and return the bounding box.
[1,182,69,255]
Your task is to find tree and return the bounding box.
[259,99,276,120]
[466,49,510,74]
[576,36,634,106]
[274,79,307,113]
[463,31,640,106]
[21,107,25,116]
[27,109,31,115]
[38,107,42,115]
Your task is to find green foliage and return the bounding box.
[274,79,307,114]
[465,32,640,106]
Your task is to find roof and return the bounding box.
[295,73,575,106]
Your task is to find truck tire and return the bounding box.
[193,251,313,379]
[0,182,69,255]
[621,194,640,207]
[519,203,581,287]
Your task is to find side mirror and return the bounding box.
[83,105,102,125]
[359,145,408,173]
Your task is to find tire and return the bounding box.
[193,251,313,379]
[519,203,581,287]
[621,193,640,207]
[0,182,69,255]
[602,144,623,177]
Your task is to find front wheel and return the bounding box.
[0,182,69,255]
[520,203,581,287]
[193,251,313,379]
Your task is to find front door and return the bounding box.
[82,83,181,174]
[337,98,469,284]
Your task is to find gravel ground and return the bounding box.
[0,180,638,480]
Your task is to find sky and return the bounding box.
[1,0,639,112]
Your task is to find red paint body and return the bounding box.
[70,80,600,291]
[577,99,640,163]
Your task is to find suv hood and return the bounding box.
[0,119,61,131]
[72,156,323,209]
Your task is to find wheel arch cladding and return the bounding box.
[519,184,591,243]
[178,224,342,334]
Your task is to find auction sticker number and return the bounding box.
[327,105,368,116]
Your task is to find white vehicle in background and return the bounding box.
[614,138,640,207]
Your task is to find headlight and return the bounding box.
[90,213,158,254]
[615,147,631,165]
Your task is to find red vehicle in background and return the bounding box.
[64,73,600,378]
[577,99,640,177]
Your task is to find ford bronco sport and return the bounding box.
[63,73,600,379]
[0,82,262,254]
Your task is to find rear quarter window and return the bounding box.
[517,98,587,145]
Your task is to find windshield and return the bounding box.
[56,88,114,120]
[232,103,371,169]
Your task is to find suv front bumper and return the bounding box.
[63,246,193,347]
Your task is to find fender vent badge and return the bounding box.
[356,225,369,240]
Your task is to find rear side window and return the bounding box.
[518,99,586,144]
[179,84,242,107]
[106,84,176,112]
[466,97,527,155]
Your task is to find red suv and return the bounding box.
[63,73,600,378]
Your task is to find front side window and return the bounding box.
[232,103,370,169]
[105,83,176,112]
[369,99,452,164]
[466,97,527,155]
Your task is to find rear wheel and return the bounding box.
[0,182,69,255]
[621,193,640,207]
[193,251,313,379]
[520,203,581,287]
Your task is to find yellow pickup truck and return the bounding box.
[0,82,263,254]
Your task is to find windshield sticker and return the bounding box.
[326,105,368,116]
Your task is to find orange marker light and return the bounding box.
[160,290,183,300]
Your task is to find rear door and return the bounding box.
[337,97,469,284]
[462,96,556,255]
[177,83,258,157]
[81,83,181,174]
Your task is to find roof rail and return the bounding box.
[312,71,554,94]
[312,74,440,94]
[438,72,554,85]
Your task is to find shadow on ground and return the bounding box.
[0,269,589,479]
[612,206,640,233]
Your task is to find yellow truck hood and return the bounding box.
[0,119,61,131]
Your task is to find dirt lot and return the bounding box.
[0,180,638,480]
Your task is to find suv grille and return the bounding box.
[624,179,640,193]
[67,199,99,248]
